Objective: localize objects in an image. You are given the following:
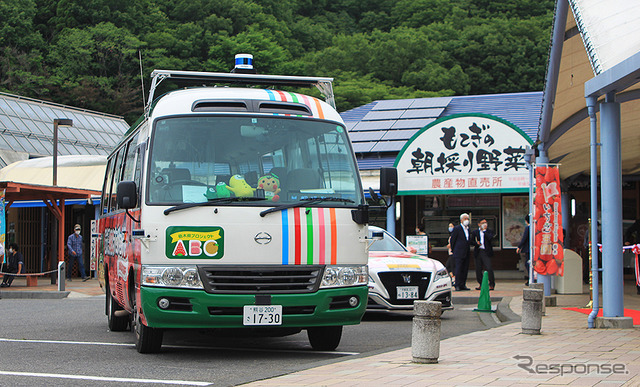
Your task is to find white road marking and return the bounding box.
[0,370,212,386]
[0,337,133,347]
[0,337,359,355]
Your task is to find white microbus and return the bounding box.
[97,66,396,353]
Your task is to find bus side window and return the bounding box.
[133,143,144,207]
[101,158,115,215]
[109,147,125,213]
[122,134,139,181]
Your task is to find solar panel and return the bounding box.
[380,129,419,141]
[350,120,396,131]
[409,97,452,109]
[400,108,444,119]
[391,118,435,129]
[348,131,386,142]
[351,142,375,153]
[362,110,404,121]
[371,141,406,152]
[372,99,413,111]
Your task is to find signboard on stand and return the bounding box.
[406,235,429,255]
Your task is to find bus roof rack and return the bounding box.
[146,69,335,115]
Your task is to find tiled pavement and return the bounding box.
[2,274,640,386]
[241,280,640,386]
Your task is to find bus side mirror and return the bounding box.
[117,181,138,209]
[379,167,397,197]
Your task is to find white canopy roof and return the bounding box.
[0,155,106,192]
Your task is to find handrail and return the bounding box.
[145,69,336,116]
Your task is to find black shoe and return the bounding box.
[82,277,89,282]
[0,283,7,288]
[67,278,72,282]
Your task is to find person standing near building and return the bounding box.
[445,222,455,280]
[450,213,471,291]
[1,243,23,288]
[67,224,88,281]
[471,218,495,290]
[516,215,530,285]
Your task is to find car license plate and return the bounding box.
[397,286,419,299]
[243,305,283,326]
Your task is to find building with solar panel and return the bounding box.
[342,91,542,274]
[0,91,128,277]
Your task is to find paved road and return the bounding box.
[0,296,502,386]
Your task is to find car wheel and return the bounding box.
[107,290,129,332]
[307,326,342,351]
[131,291,163,353]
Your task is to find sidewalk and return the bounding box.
[241,280,640,387]
[0,275,104,298]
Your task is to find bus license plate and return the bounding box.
[397,286,419,299]
[243,305,283,326]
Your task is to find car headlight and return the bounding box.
[142,266,203,289]
[434,268,449,281]
[320,265,368,288]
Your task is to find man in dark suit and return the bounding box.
[450,213,471,291]
[471,218,495,290]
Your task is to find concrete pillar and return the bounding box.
[600,97,624,317]
[412,300,441,364]
[522,288,543,334]
[529,283,546,315]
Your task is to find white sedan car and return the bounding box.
[367,226,453,311]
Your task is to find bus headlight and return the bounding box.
[320,265,368,288]
[142,266,204,289]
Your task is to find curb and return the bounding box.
[452,296,503,305]
[496,296,521,323]
[0,290,70,299]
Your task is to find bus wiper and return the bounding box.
[164,196,267,215]
[259,197,355,217]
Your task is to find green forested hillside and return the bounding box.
[0,0,554,121]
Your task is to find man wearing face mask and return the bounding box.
[1,243,23,288]
[450,213,472,290]
[471,218,495,290]
[67,224,88,281]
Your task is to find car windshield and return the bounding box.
[368,228,407,252]
[147,116,363,206]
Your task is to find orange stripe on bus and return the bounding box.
[312,97,324,119]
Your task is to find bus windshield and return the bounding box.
[147,116,363,206]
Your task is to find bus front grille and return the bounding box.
[198,265,323,294]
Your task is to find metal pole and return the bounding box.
[53,120,58,186]
[529,162,534,285]
[600,93,624,318]
[586,96,600,328]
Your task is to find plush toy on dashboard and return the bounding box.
[257,173,281,202]
[226,175,256,197]
[204,182,232,200]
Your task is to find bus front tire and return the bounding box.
[307,326,342,351]
[132,303,163,353]
[107,291,129,332]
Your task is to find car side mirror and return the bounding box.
[379,167,397,197]
[408,246,417,254]
[117,181,138,209]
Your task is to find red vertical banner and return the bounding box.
[533,165,564,276]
